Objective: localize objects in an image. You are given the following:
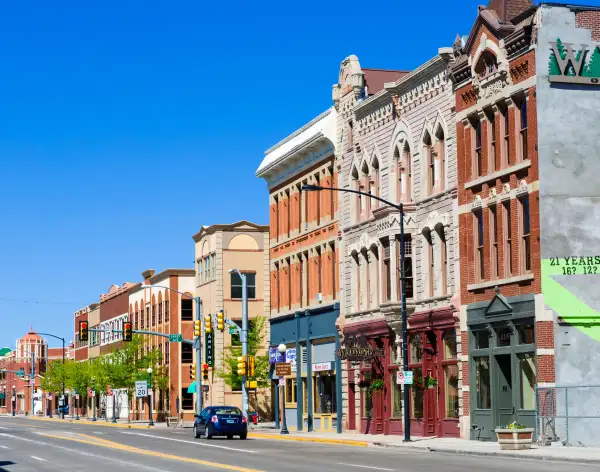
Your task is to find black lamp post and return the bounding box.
[36,332,66,420]
[12,385,16,416]
[147,367,154,427]
[302,184,411,442]
[277,343,289,435]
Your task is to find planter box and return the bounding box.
[495,428,534,450]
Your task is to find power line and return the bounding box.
[0,297,84,306]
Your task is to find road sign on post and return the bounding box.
[16,368,24,378]
[169,334,183,342]
[205,331,214,367]
[135,380,148,398]
[275,362,292,376]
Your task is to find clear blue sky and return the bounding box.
[1,0,596,348]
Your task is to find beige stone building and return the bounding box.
[192,221,271,417]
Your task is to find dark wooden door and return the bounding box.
[422,331,438,436]
[348,381,356,431]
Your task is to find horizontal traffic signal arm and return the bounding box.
[87,328,195,345]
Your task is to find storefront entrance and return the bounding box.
[407,308,460,438]
[468,292,537,441]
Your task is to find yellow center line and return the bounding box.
[38,432,264,472]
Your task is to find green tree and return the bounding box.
[548,38,583,77]
[218,316,271,391]
[583,46,600,78]
[40,360,67,394]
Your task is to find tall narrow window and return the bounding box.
[331,243,337,298]
[520,196,531,272]
[503,201,513,277]
[397,235,413,299]
[436,130,446,192]
[438,227,448,295]
[347,121,354,149]
[519,98,528,162]
[305,251,310,306]
[490,206,499,279]
[328,166,335,219]
[394,147,402,203]
[474,120,483,177]
[158,301,163,324]
[296,184,303,234]
[314,174,321,226]
[425,134,434,195]
[286,258,292,310]
[298,255,304,308]
[426,230,435,297]
[181,299,193,321]
[146,307,150,329]
[285,189,291,238]
[371,159,380,209]
[475,211,485,281]
[273,195,280,241]
[353,253,361,311]
[489,111,498,172]
[503,107,510,166]
[403,144,412,202]
[363,249,371,309]
[382,240,391,303]
[352,167,360,223]
[165,299,170,322]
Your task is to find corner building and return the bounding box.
[257,108,343,433]
[450,0,546,441]
[334,50,460,438]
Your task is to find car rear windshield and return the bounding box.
[214,407,242,415]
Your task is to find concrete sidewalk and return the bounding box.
[249,427,600,463]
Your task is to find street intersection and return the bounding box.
[0,417,598,472]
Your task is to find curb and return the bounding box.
[371,441,600,464]
[248,432,369,447]
[26,416,152,429]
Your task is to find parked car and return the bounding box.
[194,406,247,440]
[56,404,69,416]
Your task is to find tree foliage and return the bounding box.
[217,316,270,391]
[41,334,168,399]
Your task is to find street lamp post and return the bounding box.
[302,184,411,442]
[147,367,154,427]
[12,385,16,416]
[277,344,289,435]
[141,285,203,417]
[229,269,249,422]
[91,377,97,421]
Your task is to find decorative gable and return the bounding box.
[485,290,513,317]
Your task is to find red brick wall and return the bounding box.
[576,10,600,41]
[536,321,554,349]
[537,355,556,383]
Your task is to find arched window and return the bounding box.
[424,132,434,195]
[351,166,360,223]
[361,161,370,217]
[475,51,498,79]
[371,158,380,210]
[435,127,446,192]
[399,143,412,202]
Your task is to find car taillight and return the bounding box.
[242,416,247,423]
[211,415,218,423]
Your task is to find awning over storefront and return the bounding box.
[187,382,196,394]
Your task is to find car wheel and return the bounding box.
[194,425,200,439]
[204,425,213,440]
[240,433,247,440]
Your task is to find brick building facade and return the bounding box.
[257,107,343,433]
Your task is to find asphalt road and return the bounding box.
[0,417,597,472]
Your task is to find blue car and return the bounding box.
[194,406,248,440]
[56,404,69,416]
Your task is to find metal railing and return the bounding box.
[536,385,600,447]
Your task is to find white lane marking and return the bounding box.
[120,431,257,454]
[0,426,13,430]
[0,445,11,449]
[31,456,47,462]
[337,464,394,471]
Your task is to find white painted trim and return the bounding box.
[467,273,534,292]
[537,382,556,388]
[465,160,531,189]
[537,348,555,356]
[462,385,470,392]
[458,180,540,215]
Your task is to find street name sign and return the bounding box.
[135,380,148,398]
[169,334,183,342]
[275,362,292,376]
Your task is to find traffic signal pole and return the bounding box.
[240,272,249,422]
[195,298,203,416]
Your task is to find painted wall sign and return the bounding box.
[548,256,600,275]
[549,39,600,85]
[336,336,384,361]
[269,347,284,364]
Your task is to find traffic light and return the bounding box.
[190,364,195,380]
[204,314,212,332]
[247,355,256,377]
[203,363,209,381]
[237,356,247,376]
[123,322,132,342]
[79,321,88,342]
[216,311,225,331]
[194,320,201,337]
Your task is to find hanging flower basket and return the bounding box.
[369,379,385,392]
[424,376,438,390]
[412,376,425,390]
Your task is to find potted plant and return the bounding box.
[369,379,385,392]
[495,422,535,450]
[424,376,438,390]
[412,376,425,390]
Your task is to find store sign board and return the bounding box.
[549,40,600,85]
[268,347,284,364]
[275,363,292,376]
[312,362,332,372]
[336,336,383,361]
